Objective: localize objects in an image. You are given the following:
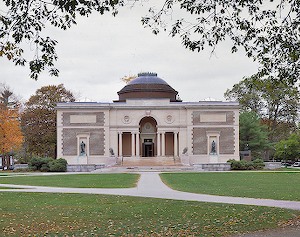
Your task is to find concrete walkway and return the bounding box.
[1,172,300,211]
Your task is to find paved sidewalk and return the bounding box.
[0,172,300,211]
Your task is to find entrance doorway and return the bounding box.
[139,117,157,157]
[143,139,154,157]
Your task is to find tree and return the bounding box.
[274,133,300,162]
[224,77,263,114]
[0,108,23,153]
[239,111,269,159]
[21,84,75,158]
[121,75,137,84]
[143,0,299,84]
[0,83,23,154]
[0,83,20,109]
[225,76,300,143]
[0,0,123,80]
[1,1,299,81]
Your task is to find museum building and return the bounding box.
[56,72,240,167]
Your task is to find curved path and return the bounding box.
[0,172,300,211]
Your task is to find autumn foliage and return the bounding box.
[21,84,75,158]
[0,108,23,153]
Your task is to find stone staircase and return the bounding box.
[115,156,182,167]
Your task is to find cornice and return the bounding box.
[56,101,239,110]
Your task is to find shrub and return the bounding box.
[28,156,52,171]
[28,157,67,172]
[40,163,50,172]
[28,165,38,171]
[49,158,67,172]
[227,159,265,170]
[252,158,265,170]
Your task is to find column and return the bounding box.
[136,133,140,157]
[162,132,165,157]
[174,132,178,157]
[131,132,135,157]
[157,132,161,157]
[118,132,123,157]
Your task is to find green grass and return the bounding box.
[277,167,300,171]
[0,173,140,188]
[160,172,300,201]
[0,173,28,176]
[0,192,299,236]
[0,187,19,189]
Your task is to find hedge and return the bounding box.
[227,159,265,170]
[28,157,67,172]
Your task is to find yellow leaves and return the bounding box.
[121,75,137,84]
[0,42,21,60]
[0,108,23,153]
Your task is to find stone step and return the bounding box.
[115,157,181,167]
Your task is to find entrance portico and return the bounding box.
[117,116,179,159]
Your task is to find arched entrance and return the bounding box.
[139,117,157,157]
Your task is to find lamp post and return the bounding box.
[8,150,13,170]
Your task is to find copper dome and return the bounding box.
[116,72,181,102]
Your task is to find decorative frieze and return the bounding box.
[192,111,234,125]
[70,115,97,124]
[63,112,105,126]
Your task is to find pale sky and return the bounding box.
[1,2,259,103]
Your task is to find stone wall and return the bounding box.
[90,130,106,155]
[192,128,207,155]
[264,162,281,170]
[67,164,105,172]
[193,163,231,171]
[62,128,105,156]
[14,164,29,170]
[218,128,235,154]
[192,127,234,155]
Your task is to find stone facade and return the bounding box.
[57,100,239,166]
[56,73,239,166]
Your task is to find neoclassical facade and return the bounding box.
[56,73,239,166]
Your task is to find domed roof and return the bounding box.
[116,72,181,102]
[127,73,168,85]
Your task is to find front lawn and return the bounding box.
[0,173,139,188]
[0,187,21,189]
[160,172,300,201]
[0,192,299,236]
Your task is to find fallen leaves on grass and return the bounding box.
[0,193,299,236]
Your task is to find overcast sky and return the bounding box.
[1,1,259,103]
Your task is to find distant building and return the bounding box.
[56,72,239,167]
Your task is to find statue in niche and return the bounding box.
[211,140,216,154]
[182,147,188,155]
[80,141,86,155]
[109,148,114,156]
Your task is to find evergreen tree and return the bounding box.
[239,111,269,159]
